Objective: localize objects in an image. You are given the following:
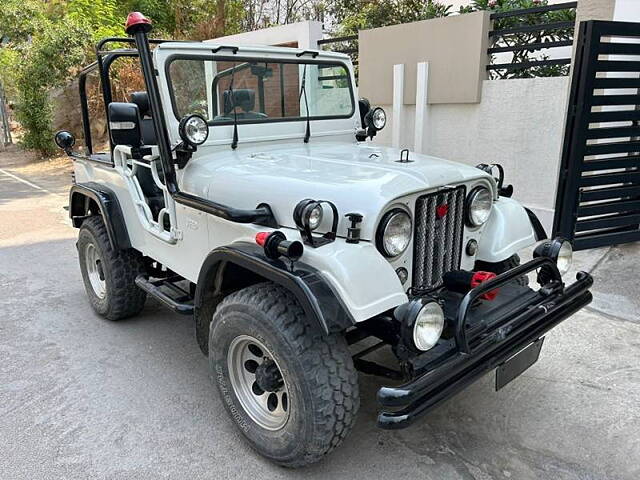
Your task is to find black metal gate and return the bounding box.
[553,20,640,250]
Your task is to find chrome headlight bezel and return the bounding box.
[465,186,493,227]
[376,209,412,258]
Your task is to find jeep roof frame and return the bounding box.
[76,21,279,227]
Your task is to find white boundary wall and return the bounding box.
[206,21,323,49]
[371,76,571,231]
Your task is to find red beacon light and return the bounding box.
[125,12,153,35]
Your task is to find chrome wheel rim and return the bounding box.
[227,335,290,431]
[85,243,106,299]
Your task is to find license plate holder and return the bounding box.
[495,337,545,391]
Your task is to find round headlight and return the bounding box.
[413,302,445,351]
[378,210,412,258]
[534,238,573,275]
[306,204,323,231]
[466,186,493,227]
[179,114,209,146]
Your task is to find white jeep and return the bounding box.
[55,12,593,468]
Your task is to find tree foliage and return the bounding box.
[332,0,452,34]
[0,0,89,154]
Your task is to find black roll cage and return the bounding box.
[76,35,277,227]
[79,37,179,156]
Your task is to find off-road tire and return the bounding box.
[209,282,359,468]
[475,253,529,286]
[77,216,147,320]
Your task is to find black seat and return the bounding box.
[130,91,157,145]
[222,89,267,120]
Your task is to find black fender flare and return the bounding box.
[69,182,131,250]
[194,243,354,355]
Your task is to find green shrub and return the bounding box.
[1,1,90,155]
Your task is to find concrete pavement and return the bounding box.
[1,150,639,479]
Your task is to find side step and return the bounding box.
[135,275,194,315]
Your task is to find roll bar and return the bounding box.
[123,14,277,227]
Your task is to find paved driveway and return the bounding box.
[1,151,638,479]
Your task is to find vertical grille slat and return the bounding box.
[413,186,466,289]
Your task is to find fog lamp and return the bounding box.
[293,199,338,247]
[396,300,444,352]
[412,302,444,351]
[534,237,573,275]
[179,114,209,146]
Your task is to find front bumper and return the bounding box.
[377,257,593,429]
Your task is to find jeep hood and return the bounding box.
[183,142,493,240]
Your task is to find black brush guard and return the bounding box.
[377,257,593,429]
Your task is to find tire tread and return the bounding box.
[80,216,146,320]
[216,282,359,467]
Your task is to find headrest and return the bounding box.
[223,89,255,115]
[130,91,150,117]
[108,102,142,148]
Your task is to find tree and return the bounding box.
[331,0,453,35]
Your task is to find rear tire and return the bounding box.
[77,216,147,320]
[209,282,359,468]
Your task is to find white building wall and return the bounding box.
[614,0,640,21]
[370,76,570,230]
[206,21,323,49]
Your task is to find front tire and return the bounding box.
[209,282,359,468]
[77,216,147,320]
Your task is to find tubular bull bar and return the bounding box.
[377,257,593,429]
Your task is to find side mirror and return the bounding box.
[108,102,143,148]
[54,130,76,153]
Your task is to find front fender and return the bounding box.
[193,236,408,354]
[476,197,537,263]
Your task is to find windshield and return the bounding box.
[167,56,354,124]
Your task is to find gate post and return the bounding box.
[392,64,404,149]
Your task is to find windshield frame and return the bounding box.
[164,53,356,126]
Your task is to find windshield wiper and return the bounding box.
[229,63,239,149]
[299,64,311,143]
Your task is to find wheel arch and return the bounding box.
[69,182,131,250]
[194,243,354,356]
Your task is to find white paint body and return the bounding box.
[73,43,536,323]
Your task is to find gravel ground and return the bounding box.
[1,147,638,480]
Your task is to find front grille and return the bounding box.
[412,185,466,289]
